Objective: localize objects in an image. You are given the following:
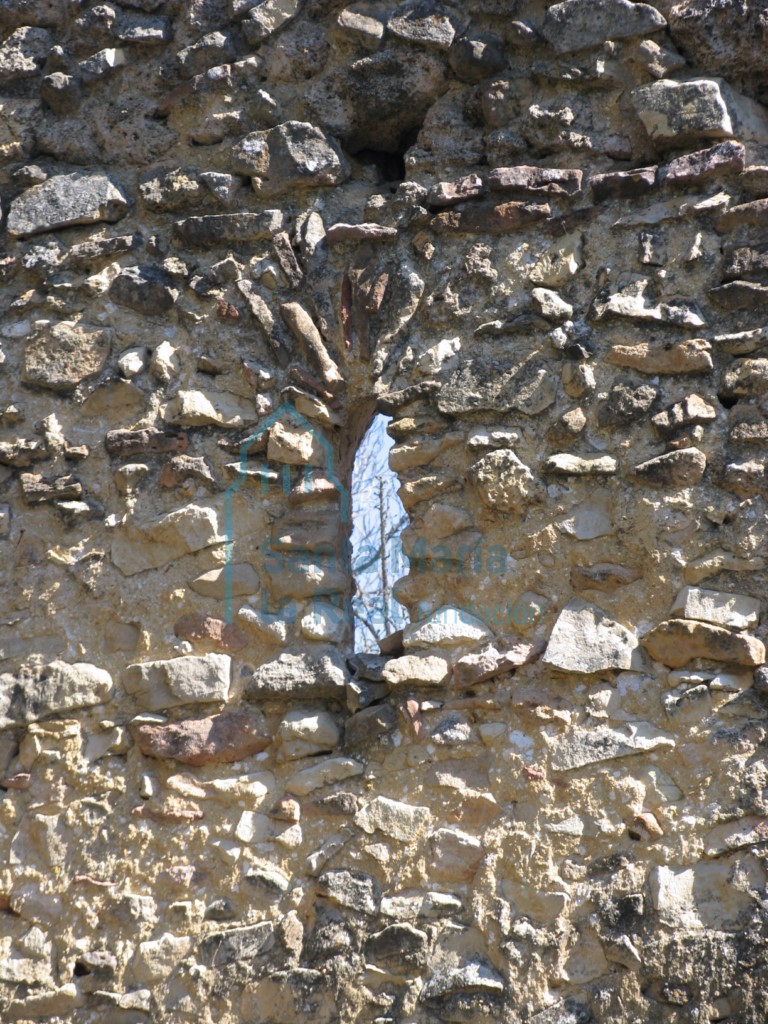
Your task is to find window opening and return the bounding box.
[350,413,409,652]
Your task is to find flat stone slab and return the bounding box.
[543,599,638,673]
[643,619,765,667]
[131,708,269,765]
[549,722,675,771]
[7,172,129,237]
[404,606,493,649]
[671,586,761,631]
[0,661,113,730]
[123,653,231,710]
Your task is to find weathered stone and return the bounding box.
[123,653,231,710]
[643,619,765,667]
[704,816,768,858]
[715,197,768,233]
[23,322,112,392]
[245,648,349,700]
[349,797,430,848]
[594,281,705,327]
[543,600,638,673]
[488,165,583,196]
[241,0,300,43]
[631,79,733,145]
[40,71,81,114]
[336,7,384,49]
[721,359,768,398]
[550,722,675,771]
[452,640,538,688]
[671,586,761,630]
[366,922,428,970]
[709,280,768,312]
[166,389,259,428]
[664,140,745,185]
[543,453,618,476]
[591,167,657,201]
[8,172,129,237]
[0,26,51,80]
[723,244,768,284]
[632,447,707,487]
[317,869,380,915]
[428,828,484,881]
[132,708,269,765]
[571,563,642,592]
[277,709,341,760]
[0,662,113,730]
[387,1,463,50]
[431,200,550,234]
[198,922,274,967]
[427,174,484,207]
[598,379,660,427]
[172,211,283,247]
[381,653,452,688]
[106,427,185,460]
[652,394,716,435]
[469,448,538,512]
[112,502,225,575]
[438,356,557,416]
[189,564,260,598]
[280,302,344,390]
[543,0,666,54]
[231,121,349,195]
[109,265,178,315]
[344,704,397,747]
[404,606,493,649]
[606,338,713,374]
[668,1,768,96]
[174,613,246,651]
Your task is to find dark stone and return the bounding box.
[198,922,274,967]
[590,167,657,201]
[542,0,666,54]
[430,200,551,234]
[365,923,428,970]
[387,0,465,50]
[205,898,237,921]
[427,174,485,208]
[105,427,188,459]
[172,211,283,248]
[40,71,81,114]
[598,378,660,426]
[723,244,768,284]
[664,140,745,186]
[316,869,381,915]
[709,281,768,311]
[131,708,269,765]
[7,172,129,238]
[109,265,179,315]
[715,198,768,233]
[449,32,505,83]
[62,233,142,268]
[344,704,398,748]
[632,447,707,487]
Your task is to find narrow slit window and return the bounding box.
[350,414,409,652]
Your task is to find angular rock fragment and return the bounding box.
[106,426,186,460]
[280,302,344,390]
[543,0,666,54]
[550,722,674,771]
[404,606,493,649]
[317,869,380,915]
[286,756,365,795]
[198,923,274,968]
[590,167,657,201]
[570,564,642,592]
[0,25,51,80]
[23,322,112,392]
[124,653,231,710]
[594,281,704,327]
[8,173,129,237]
[131,708,269,765]
[366,923,428,970]
[231,121,349,195]
[245,648,349,700]
[715,197,768,233]
[325,223,397,243]
[488,165,582,196]
[606,338,712,374]
[470,449,538,512]
[598,379,659,426]
[632,447,706,487]
[642,619,765,667]
[720,359,768,398]
[543,600,638,673]
[111,502,225,575]
[631,79,734,144]
[427,174,484,207]
[109,265,178,315]
[671,586,761,630]
[652,394,716,435]
[355,796,432,841]
[431,200,550,234]
[709,281,768,311]
[387,1,464,50]
[452,640,539,688]
[344,704,398,747]
[664,140,745,185]
[428,828,484,881]
[241,0,300,43]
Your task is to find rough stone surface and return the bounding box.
[123,653,231,709]
[8,173,129,237]
[543,600,638,673]
[132,708,269,764]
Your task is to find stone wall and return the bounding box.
[1,0,768,1021]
